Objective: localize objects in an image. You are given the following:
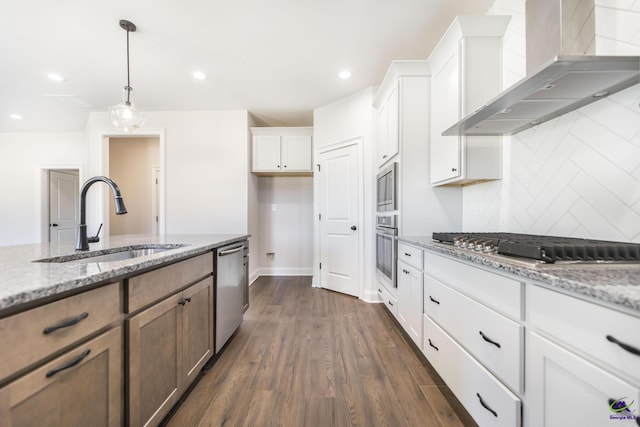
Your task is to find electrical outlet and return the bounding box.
[271,203,277,211]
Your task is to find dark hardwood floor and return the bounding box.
[162,276,477,427]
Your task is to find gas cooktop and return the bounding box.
[432,232,640,264]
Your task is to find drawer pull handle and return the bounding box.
[185,297,192,303]
[428,339,439,351]
[178,299,187,306]
[606,335,640,357]
[429,296,440,305]
[479,331,501,348]
[43,312,89,335]
[404,252,411,257]
[476,393,498,418]
[388,301,394,307]
[46,349,91,378]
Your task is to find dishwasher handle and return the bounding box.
[218,245,244,256]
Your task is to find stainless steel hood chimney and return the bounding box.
[443,0,640,136]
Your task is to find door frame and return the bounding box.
[96,129,166,237]
[313,137,364,298]
[38,165,84,243]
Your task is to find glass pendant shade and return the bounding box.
[109,86,144,132]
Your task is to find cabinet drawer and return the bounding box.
[398,242,423,270]
[127,252,213,313]
[528,284,640,384]
[526,331,640,427]
[0,326,122,427]
[0,282,120,382]
[425,251,522,319]
[425,276,523,393]
[423,315,521,427]
[377,285,398,318]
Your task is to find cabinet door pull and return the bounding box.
[46,349,91,378]
[429,296,440,305]
[479,331,501,348]
[606,335,640,356]
[185,297,192,303]
[476,393,498,417]
[428,339,439,351]
[404,252,411,257]
[178,299,187,306]
[43,312,89,335]
[388,301,393,307]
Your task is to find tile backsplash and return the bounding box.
[464,0,640,243]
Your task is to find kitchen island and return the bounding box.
[0,234,248,314]
[391,235,640,427]
[0,234,248,427]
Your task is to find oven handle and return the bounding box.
[376,226,397,237]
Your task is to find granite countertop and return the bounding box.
[0,234,248,314]
[399,236,640,315]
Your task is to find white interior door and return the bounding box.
[49,170,79,243]
[319,143,360,297]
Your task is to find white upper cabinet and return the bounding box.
[251,127,313,176]
[375,82,399,167]
[373,62,429,169]
[428,15,510,186]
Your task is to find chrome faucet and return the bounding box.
[76,176,127,251]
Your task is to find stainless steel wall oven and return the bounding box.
[376,162,397,212]
[376,215,397,288]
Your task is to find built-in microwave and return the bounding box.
[376,162,397,212]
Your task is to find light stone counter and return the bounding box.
[0,234,248,314]
[400,236,640,315]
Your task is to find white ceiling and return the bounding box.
[0,0,494,132]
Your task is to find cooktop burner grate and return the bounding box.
[431,232,640,263]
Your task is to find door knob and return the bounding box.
[350,225,357,231]
[50,223,59,227]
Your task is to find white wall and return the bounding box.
[85,110,250,236]
[462,0,640,243]
[247,117,261,283]
[313,87,376,301]
[256,177,313,275]
[0,132,85,246]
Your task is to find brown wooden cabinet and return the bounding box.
[0,282,121,383]
[127,277,214,427]
[0,326,123,427]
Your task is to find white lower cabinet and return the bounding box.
[424,275,523,393]
[397,259,423,347]
[423,315,521,427]
[377,284,398,318]
[405,245,640,427]
[525,332,640,427]
[525,284,640,427]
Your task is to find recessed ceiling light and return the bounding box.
[339,70,351,79]
[193,71,207,80]
[9,114,23,120]
[47,73,66,82]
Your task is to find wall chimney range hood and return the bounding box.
[443,0,640,136]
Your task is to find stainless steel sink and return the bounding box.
[34,244,187,264]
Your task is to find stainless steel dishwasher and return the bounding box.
[215,242,245,353]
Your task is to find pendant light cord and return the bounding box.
[126,28,131,105]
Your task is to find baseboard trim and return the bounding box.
[255,267,313,277]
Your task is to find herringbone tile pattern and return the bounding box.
[468,1,640,242]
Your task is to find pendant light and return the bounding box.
[108,20,144,132]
